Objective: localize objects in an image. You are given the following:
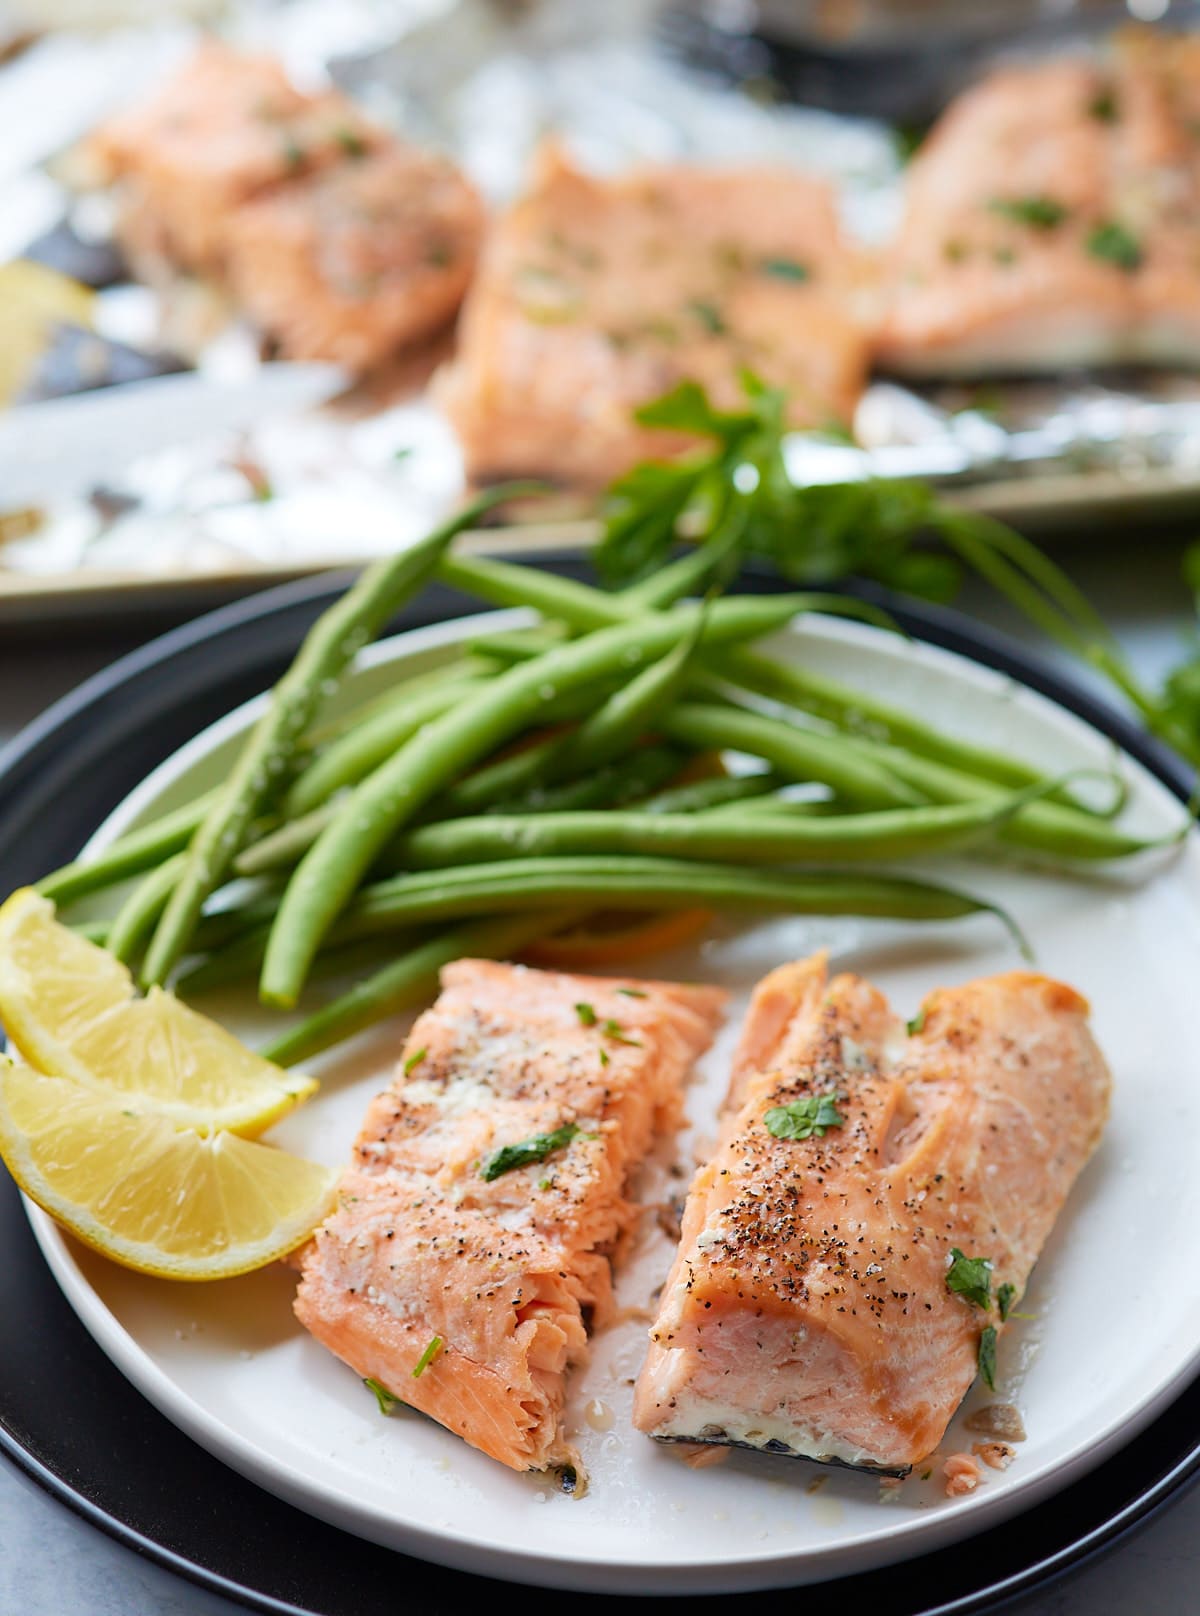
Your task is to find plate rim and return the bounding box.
[0,559,1197,1614]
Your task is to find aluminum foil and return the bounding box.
[2,0,1199,589]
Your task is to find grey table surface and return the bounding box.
[1,545,1198,1616]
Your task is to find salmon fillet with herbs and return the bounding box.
[874,36,1200,376]
[437,144,868,489]
[89,42,382,276]
[294,959,725,1473]
[634,955,1110,1473]
[89,41,483,368]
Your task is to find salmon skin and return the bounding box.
[437,144,869,490]
[295,959,725,1473]
[874,34,1200,377]
[634,955,1110,1473]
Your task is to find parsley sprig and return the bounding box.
[480,1123,579,1182]
[763,1090,845,1141]
[594,375,1200,775]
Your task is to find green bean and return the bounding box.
[259,593,830,1007]
[837,740,1159,860]
[660,703,922,810]
[704,791,842,818]
[436,555,1102,812]
[235,743,689,879]
[284,677,486,817]
[320,856,1025,957]
[178,926,422,998]
[379,795,1070,872]
[260,913,572,1067]
[105,853,186,965]
[638,770,788,814]
[37,791,217,908]
[141,485,539,990]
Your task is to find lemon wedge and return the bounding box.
[0,1057,337,1279]
[0,888,315,1136]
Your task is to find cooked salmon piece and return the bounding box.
[223,143,484,369]
[634,954,1110,1472]
[294,959,725,1472]
[89,41,382,276]
[874,37,1200,376]
[437,145,869,489]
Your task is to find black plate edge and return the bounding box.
[0,559,1196,1615]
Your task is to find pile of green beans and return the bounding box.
[34,498,1177,1068]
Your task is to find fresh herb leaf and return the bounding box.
[281,135,306,170]
[335,126,368,157]
[617,986,647,998]
[688,299,726,334]
[412,1334,443,1379]
[403,1046,427,1076]
[1087,220,1142,271]
[764,1090,845,1141]
[988,195,1068,230]
[598,1048,610,1068]
[574,1002,597,1026]
[1088,86,1118,122]
[946,1248,993,1310]
[978,1325,998,1391]
[996,1283,1017,1322]
[759,256,810,282]
[601,1019,642,1046]
[481,1123,579,1182]
[364,1377,398,1414]
[907,1008,926,1035]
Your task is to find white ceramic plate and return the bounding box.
[22,610,1200,1595]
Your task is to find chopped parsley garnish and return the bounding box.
[598,1048,610,1068]
[403,1046,427,1076]
[364,1377,398,1414]
[759,256,810,282]
[996,1282,1017,1322]
[978,1325,998,1391]
[426,242,454,268]
[942,239,968,264]
[335,126,368,158]
[617,986,647,998]
[601,1018,642,1046]
[1087,221,1142,271]
[1088,86,1119,123]
[575,1002,597,1026]
[763,1090,845,1141]
[281,135,306,171]
[688,300,726,334]
[906,1008,926,1036]
[480,1123,579,1182]
[988,195,1068,230]
[992,246,1017,267]
[946,1248,993,1310]
[412,1334,444,1379]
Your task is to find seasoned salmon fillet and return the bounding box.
[634,955,1110,1472]
[223,143,484,369]
[89,42,381,276]
[295,959,725,1472]
[437,145,869,489]
[874,37,1200,376]
[88,41,482,368]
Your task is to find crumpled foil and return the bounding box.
[2,0,1199,590]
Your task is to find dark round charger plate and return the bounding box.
[0,560,1197,1615]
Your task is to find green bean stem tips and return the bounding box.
[140,485,541,988]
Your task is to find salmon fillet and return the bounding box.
[224,144,484,369]
[437,145,869,489]
[294,959,725,1472]
[634,954,1110,1472]
[874,36,1200,376]
[89,42,381,276]
[88,41,482,368]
